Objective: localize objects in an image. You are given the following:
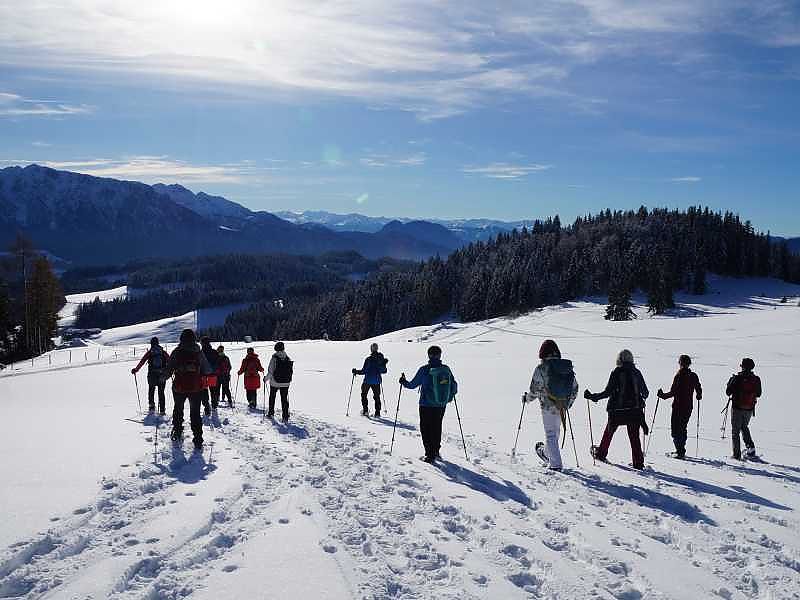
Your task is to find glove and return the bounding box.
[352,368,357,375]
[522,392,530,404]
[399,373,407,384]
[131,368,137,375]
[263,376,268,383]
[583,389,592,400]
[657,388,665,399]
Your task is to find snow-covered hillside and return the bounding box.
[1,277,799,599]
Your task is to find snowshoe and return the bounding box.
[666,452,687,460]
[535,442,549,465]
[420,455,435,463]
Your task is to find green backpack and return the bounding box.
[428,366,455,407]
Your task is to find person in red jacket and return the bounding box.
[131,337,170,415]
[725,357,762,460]
[217,345,233,407]
[238,347,264,410]
[165,329,213,450]
[657,355,702,458]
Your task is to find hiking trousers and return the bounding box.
[246,389,258,409]
[361,383,382,414]
[731,408,755,457]
[220,376,233,405]
[268,386,290,420]
[172,391,203,445]
[209,385,221,410]
[541,410,563,469]
[597,421,644,468]
[671,406,693,455]
[419,405,446,460]
[147,382,166,413]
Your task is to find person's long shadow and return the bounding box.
[683,456,800,487]
[435,461,531,507]
[569,471,717,525]
[159,445,217,484]
[273,421,309,440]
[644,469,791,511]
[371,417,416,431]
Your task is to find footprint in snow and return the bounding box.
[278,517,290,524]
[222,564,238,573]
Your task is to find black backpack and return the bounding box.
[149,347,165,371]
[617,367,641,410]
[273,356,293,384]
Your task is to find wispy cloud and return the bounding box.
[35,156,255,184]
[0,92,91,117]
[669,176,702,183]
[360,153,426,168]
[462,163,552,179]
[355,193,369,205]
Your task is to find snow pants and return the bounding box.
[597,421,644,468]
[200,388,211,416]
[209,384,221,410]
[219,375,233,406]
[671,406,693,456]
[172,391,203,445]
[147,381,166,414]
[731,408,755,457]
[361,383,382,414]
[419,405,446,460]
[268,386,290,420]
[541,410,563,469]
[246,389,258,409]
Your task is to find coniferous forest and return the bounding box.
[256,207,799,341]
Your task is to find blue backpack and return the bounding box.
[542,358,576,410]
[427,366,455,407]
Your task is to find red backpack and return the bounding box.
[173,347,204,394]
[735,374,759,410]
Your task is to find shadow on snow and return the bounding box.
[435,461,531,507]
[157,445,217,484]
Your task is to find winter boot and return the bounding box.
[373,410,381,418]
[170,428,182,442]
[745,447,756,458]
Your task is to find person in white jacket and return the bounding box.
[523,339,578,470]
[263,341,293,422]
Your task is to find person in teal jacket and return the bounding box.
[400,345,457,463]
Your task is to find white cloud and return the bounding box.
[355,193,369,205]
[669,176,702,183]
[360,153,426,168]
[462,163,552,179]
[36,156,256,184]
[0,92,91,117]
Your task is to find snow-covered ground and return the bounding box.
[1,277,800,599]
[58,286,129,327]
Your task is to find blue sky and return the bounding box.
[1,1,799,235]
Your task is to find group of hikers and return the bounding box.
[131,331,763,467]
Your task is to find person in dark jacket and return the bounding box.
[131,336,170,415]
[217,345,233,407]
[400,345,457,463]
[352,342,388,417]
[200,337,220,414]
[585,349,649,469]
[657,355,702,458]
[238,348,264,410]
[264,342,293,422]
[725,357,762,460]
[165,329,213,450]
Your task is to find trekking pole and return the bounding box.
[453,395,469,462]
[644,397,660,457]
[133,373,142,414]
[261,384,267,423]
[510,401,526,461]
[389,383,403,454]
[566,408,580,468]
[695,398,701,457]
[720,398,731,439]
[345,373,356,416]
[587,398,596,466]
[380,383,386,416]
[234,374,240,411]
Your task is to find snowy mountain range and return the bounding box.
[275,209,539,242]
[0,165,463,265]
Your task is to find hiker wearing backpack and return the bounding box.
[523,340,578,470]
[725,358,762,460]
[352,342,389,417]
[217,346,233,407]
[265,341,293,422]
[400,345,457,463]
[584,349,649,469]
[657,355,702,458]
[200,337,221,415]
[238,348,264,410]
[165,329,213,450]
[131,337,170,415]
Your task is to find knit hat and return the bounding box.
[179,329,196,345]
[427,345,442,358]
[150,336,159,345]
[539,339,561,360]
[274,341,285,352]
[617,349,634,366]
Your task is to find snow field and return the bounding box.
[1,276,799,598]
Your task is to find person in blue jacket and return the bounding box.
[352,342,389,417]
[400,345,458,463]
